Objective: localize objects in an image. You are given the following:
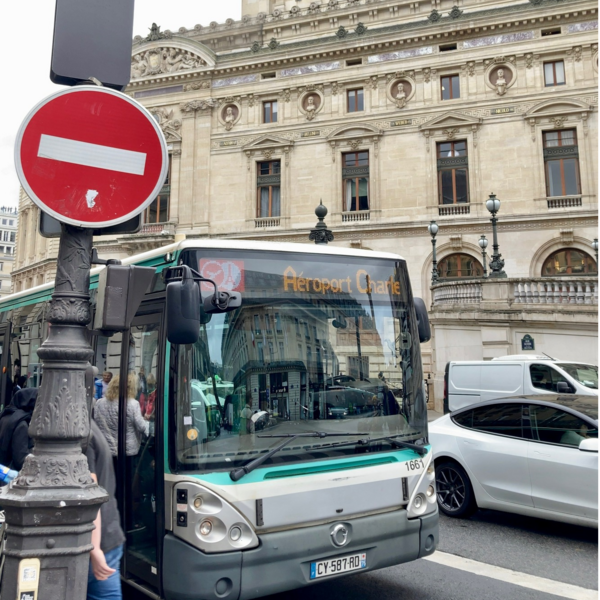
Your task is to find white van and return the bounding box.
[443,355,598,412]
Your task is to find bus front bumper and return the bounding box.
[162,508,438,600]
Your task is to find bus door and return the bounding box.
[0,323,11,409]
[120,311,164,594]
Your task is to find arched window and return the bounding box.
[542,248,598,276]
[438,253,483,279]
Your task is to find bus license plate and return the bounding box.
[310,553,367,580]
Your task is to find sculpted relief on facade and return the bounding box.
[131,47,207,79]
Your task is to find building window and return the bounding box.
[2,232,8,242]
[254,315,261,334]
[441,74,460,100]
[8,220,13,226]
[275,312,282,333]
[543,129,580,197]
[257,160,281,217]
[0,263,3,271]
[144,155,171,224]
[9,232,15,242]
[279,341,285,359]
[542,248,597,276]
[438,253,483,279]
[347,89,364,112]
[437,141,469,205]
[1,220,6,225]
[263,100,278,123]
[342,152,369,211]
[544,60,565,86]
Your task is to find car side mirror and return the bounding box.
[579,438,598,453]
[556,381,574,394]
[414,297,431,344]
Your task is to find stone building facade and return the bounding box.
[12,0,598,402]
[0,207,17,299]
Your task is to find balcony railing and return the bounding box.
[138,222,175,235]
[547,196,583,209]
[432,277,598,307]
[255,217,280,228]
[438,203,470,217]
[513,279,598,305]
[342,211,370,223]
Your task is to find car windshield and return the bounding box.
[172,249,428,473]
[559,363,598,390]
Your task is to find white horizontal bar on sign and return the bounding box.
[37,134,147,176]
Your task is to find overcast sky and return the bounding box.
[2,1,241,208]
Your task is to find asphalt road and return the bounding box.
[124,508,598,600]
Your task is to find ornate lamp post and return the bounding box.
[309,200,334,245]
[428,220,439,284]
[478,235,489,278]
[592,238,598,264]
[485,193,507,278]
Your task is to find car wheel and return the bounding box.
[435,461,477,518]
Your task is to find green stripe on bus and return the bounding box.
[187,447,430,485]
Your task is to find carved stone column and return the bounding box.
[0,225,107,600]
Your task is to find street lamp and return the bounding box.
[478,235,489,278]
[428,220,439,284]
[592,238,598,264]
[485,193,507,278]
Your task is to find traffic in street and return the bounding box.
[125,508,597,600]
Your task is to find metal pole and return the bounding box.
[481,247,488,278]
[0,224,107,600]
[488,211,507,278]
[431,236,439,284]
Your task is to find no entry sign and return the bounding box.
[15,86,168,228]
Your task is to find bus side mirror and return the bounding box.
[414,297,431,344]
[166,266,201,345]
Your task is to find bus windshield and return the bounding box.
[173,249,428,473]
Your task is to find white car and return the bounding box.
[429,395,598,528]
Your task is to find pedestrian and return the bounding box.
[101,371,113,398]
[94,374,149,459]
[92,367,103,400]
[85,418,126,600]
[0,388,38,480]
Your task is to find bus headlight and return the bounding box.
[229,526,242,542]
[426,485,435,498]
[174,482,259,553]
[200,520,213,536]
[413,494,425,510]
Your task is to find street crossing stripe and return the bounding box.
[423,551,597,600]
[37,134,147,175]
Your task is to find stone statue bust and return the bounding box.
[395,82,407,108]
[224,106,236,130]
[495,68,507,96]
[305,95,317,120]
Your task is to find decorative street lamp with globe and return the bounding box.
[485,193,507,278]
[428,220,439,284]
[478,234,489,278]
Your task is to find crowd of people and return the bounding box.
[0,365,156,600]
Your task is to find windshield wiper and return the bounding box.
[229,432,364,481]
[309,433,427,456]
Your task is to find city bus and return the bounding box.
[0,239,438,599]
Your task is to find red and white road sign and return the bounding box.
[14,86,168,228]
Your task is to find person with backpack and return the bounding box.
[0,388,38,480]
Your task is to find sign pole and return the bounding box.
[0,224,107,600]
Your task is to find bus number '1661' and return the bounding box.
[405,459,424,472]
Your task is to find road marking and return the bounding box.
[37,134,147,175]
[423,551,597,600]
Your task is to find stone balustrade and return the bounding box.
[432,277,598,307]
